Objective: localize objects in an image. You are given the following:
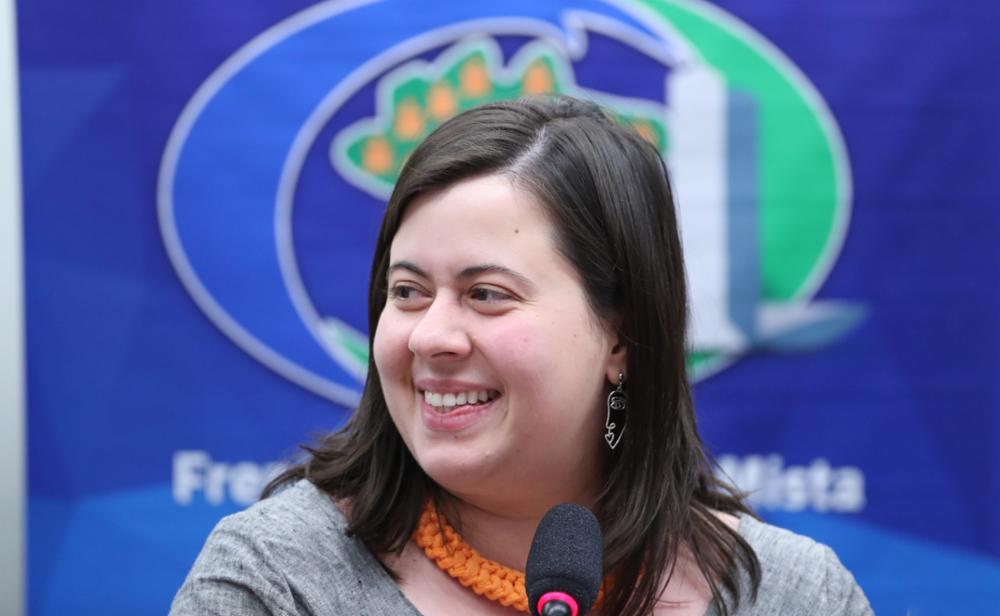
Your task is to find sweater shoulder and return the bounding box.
[170,481,410,615]
[211,479,350,549]
[731,516,873,616]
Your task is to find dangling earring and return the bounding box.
[604,371,626,450]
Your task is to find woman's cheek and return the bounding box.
[486,321,551,400]
[372,311,409,386]
[371,314,390,376]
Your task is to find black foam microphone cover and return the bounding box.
[525,503,603,616]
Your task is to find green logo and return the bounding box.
[332,38,669,197]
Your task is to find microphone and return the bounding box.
[525,504,603,616]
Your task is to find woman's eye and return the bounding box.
[389,284,425,302]
[469,287,512,303]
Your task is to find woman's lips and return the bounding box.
[419,394,500,432]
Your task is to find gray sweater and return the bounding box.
[170,480,873,615]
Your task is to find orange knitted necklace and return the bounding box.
[412,499,605,613]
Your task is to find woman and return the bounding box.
[171,96,872,615]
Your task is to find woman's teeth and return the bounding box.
[423,389,499,412]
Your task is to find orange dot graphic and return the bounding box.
[460,59,491,97]
[363,137,393,174]
[633,121,658,146]
[522,62,553,94]
[395,99,424,140]
[429,82,457,120]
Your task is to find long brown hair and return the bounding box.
[265,96,760,615]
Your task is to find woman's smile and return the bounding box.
[419,388,502,431]
[415,378,503,431]
[421,388,500,412]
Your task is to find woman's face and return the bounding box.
[373,174,625,513]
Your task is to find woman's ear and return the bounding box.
[605,321,627,384]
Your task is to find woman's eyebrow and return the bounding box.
[457,264,536,292]
[387,260,428,278]
[389,261,536,292]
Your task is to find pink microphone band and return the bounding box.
[537,591,579,616]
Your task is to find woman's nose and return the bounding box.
[407,295,472,360]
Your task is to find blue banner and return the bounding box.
[19,0,999,613]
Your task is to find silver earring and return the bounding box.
[604,371,626,450]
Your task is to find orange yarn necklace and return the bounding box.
[412,499,605,613]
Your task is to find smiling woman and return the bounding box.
[170,97,872,616]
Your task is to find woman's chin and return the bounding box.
[415,447,505,495]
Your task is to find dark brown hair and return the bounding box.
[265,96,760,615]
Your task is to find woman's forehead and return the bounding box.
[392,176,550,250]
[405,174,542,222]
[386,175,581,285]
